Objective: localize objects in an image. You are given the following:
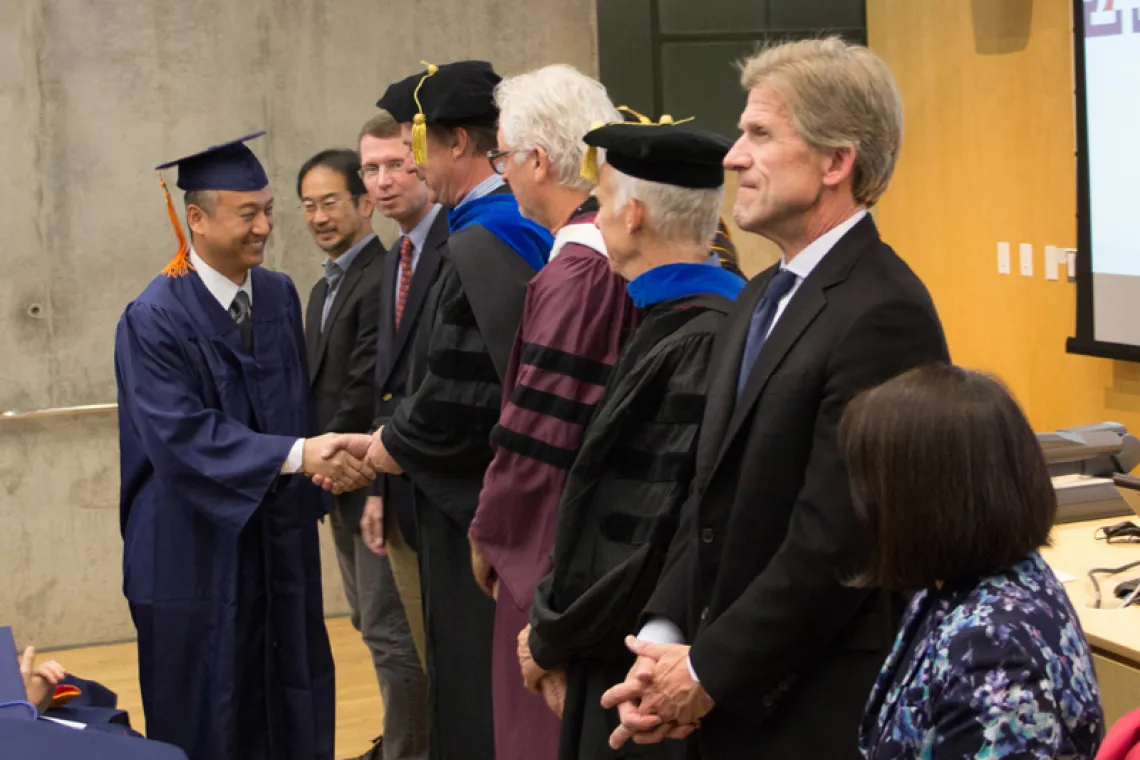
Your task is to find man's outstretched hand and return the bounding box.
[303,433,374,494]
[311,428,405,494]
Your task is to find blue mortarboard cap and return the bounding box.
[152,131,269,277]
[155,131,269,192]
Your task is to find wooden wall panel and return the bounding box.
[867,0,1140,433]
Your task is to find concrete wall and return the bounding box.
[0,0,598,650]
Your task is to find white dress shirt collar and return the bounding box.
[191,247,252,310]
[782,209,868,280]
[405,203,443,254]
[455,173,506,210]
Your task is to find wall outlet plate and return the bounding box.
[997,242,1011,275]
[1044,245,1060,281]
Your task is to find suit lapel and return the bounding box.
[305,278,327,381]
[692,273,769,484]
[716,283,825,464]
[712,215,882,473]
[394,214,447,353]
[372,237,402,390]
[310,238,381,381]
[377,237,400,331]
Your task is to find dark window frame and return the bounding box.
[598,0,867,138]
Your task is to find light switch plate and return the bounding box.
[997,242,1011,275]
[1044,246,1059,281]
[1020,243,1033,277]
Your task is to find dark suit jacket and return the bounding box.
[305,235,385,530]
[370,210,449,550]
[643,216,950,759]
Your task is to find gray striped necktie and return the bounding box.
[229,290,253,351]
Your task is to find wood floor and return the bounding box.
[44,616,384,758]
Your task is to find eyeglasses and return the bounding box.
[487,148,532,175]
[358,160,412,183]
[301,196,358,217]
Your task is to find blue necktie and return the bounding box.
[320,262,344,332]
[736,268,798,396]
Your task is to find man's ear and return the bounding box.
[186,205,207,238]
[626,198,645,236]
[534,146,551,184]
[821,144,857,191]
[451,127,469,160]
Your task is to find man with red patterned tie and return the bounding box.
[301,112,438,760]
[357,111,446,685]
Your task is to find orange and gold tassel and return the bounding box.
[157,171,192,278]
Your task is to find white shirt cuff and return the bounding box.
[281,438,305,474]
[637,618,685,645]
[636,619,700,683]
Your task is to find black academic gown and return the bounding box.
[529,291,737,760]
[114,267,335,760]
[381,204,548,760]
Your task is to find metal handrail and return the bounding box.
[0,402,118,422]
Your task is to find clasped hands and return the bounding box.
[305,428,404,495]
[599,638,714,749]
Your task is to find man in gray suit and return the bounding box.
[299,148,427,760]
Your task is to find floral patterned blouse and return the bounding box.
[859,552,1104,759]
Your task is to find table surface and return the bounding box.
[1040,518,1140,664]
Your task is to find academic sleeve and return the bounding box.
[325,278,381,434]
[380,263,503,528]
[688,299,948,712]
[529,328,717,670]
[115,302,297,531]
[638,486,701,634]
[469,248,633,607]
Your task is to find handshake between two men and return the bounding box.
[302,428,402,495]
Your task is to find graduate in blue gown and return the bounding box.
[114,132,374,760]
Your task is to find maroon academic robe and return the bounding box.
[468,210,638,760]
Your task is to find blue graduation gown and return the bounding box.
[0,630,187,758]
[0,718,190,760]
[114,267,334,760]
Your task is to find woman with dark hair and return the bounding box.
[842,364,1104,759]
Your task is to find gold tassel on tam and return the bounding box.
[411,61,439,166]
[617,105,653,124]
[657,114,694,126]
[579,120,606,183]
[157,170,193,278]
[616,107,694,127]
